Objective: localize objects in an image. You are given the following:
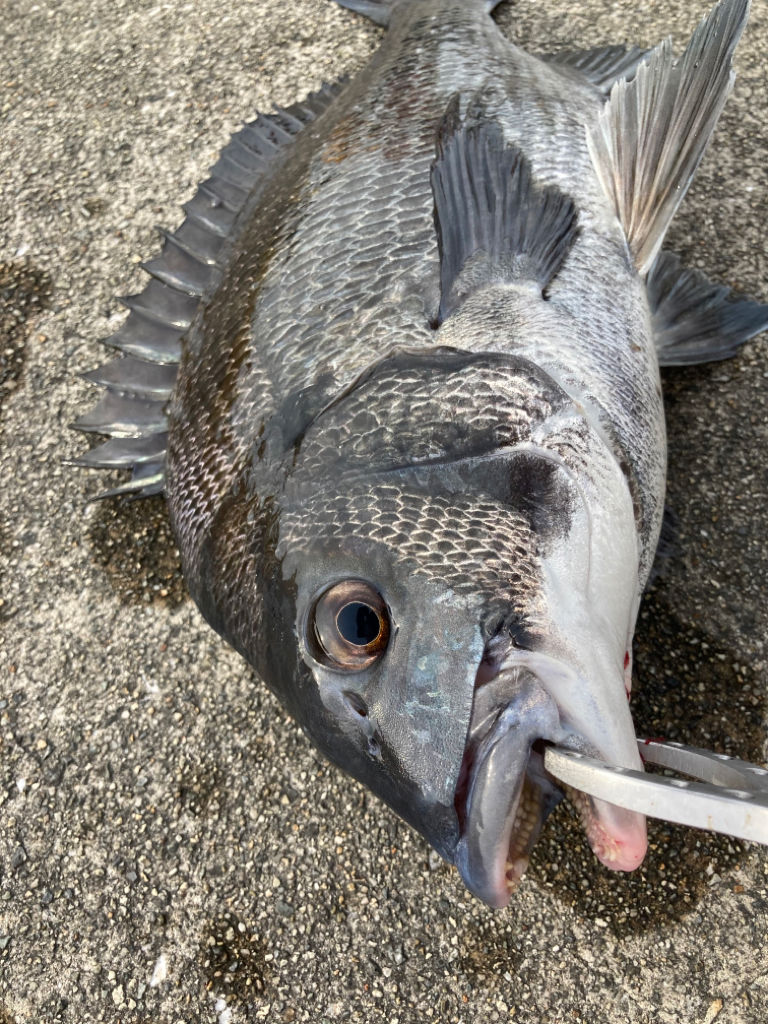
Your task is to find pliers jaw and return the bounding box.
[544,739,768,846]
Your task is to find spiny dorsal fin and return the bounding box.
[587,0,749,276]
[81,357,178,401]
[431,95,579,324]
[543,45,650,93]
[648,250,768,365]
[71,80,348,499]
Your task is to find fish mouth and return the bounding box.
[453,665,647,909]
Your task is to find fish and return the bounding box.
[70,0,768,909]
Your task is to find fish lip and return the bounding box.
[453,668,566,909]
[453,651,648,907]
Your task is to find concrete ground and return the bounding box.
[1,0,767,1021]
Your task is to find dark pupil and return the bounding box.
[337,603,381,646]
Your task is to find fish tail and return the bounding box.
[333,0,501,29]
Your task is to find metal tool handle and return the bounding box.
[543,740,768,846]
[637,738,768,792]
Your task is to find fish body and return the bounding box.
[72,0,768,907]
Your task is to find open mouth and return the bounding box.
[453,664,647,909]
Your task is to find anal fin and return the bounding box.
[588,0,749,275]
[431,95,579,324]
[648,251,768,365]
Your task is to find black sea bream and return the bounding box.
[72,0,768,907]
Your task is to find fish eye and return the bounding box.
[310,580,390,671]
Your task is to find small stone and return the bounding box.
[275,900,294,918]
[703,999,724,1024]
[112,985,124,1007]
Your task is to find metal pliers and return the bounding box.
[544,739,768,845]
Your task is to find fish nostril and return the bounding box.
[344,691,368,718]
[367,736,381,757]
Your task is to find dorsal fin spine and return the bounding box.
[71,80,348,499]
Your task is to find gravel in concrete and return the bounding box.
[1,1,767,1022]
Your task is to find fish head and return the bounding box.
[210,347,646,906]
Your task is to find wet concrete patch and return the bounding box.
[86,496,187,606]
[200,912,272,1004]
[526,586,764,937]
[0,260,51,410]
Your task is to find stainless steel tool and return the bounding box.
[544,739,768,845]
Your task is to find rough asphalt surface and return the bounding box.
[1,0,767,1021]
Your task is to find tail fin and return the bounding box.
[333,0,396,25]
[333,0,502,28]
[588,0,750,275]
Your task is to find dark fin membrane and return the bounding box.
[645,506,680,590]
[431,94,579,324]
[648,251,768,366]
[94,462,166,501]
[543,45,650,93]
[72,79,347,500]
[72,392,168,438]
[68,433,169,469]
[81,358,178,401]
[588,0,749,275]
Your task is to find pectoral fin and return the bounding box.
[587,0,749,275]
[431,96,579,324]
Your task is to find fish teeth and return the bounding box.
[504,777,542,892]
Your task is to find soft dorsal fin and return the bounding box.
[648,251,768,365]
[587,0,749,276]
[431,96,579,324]
[70,81,347,499]
[543,45,650,93]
